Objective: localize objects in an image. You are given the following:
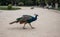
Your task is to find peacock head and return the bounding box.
[34,14,38,16]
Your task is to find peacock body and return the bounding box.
[17,15,37,23]
[9,14,38,29]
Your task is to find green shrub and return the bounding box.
[31,7,34,9]
[8,4,12,10]
[18,2,24,6]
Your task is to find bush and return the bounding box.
[31,7,34,9]
[8,4,12,10]
[18,2,24,6]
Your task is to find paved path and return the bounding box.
[0,7,60,37]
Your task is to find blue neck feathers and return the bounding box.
[34,15,38,20]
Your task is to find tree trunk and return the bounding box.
[55,0,58,9]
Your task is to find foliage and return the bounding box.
[8,4,12,10]
[0,0,60,6]
[18,2,24,6]
[31,7,34,9]
[0,6,21,10]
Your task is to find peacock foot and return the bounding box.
[23,27,26,29]
[31,27,35,29]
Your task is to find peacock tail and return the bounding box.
[9,14,38,25]
[16,17,26,24]
[16,18,22,21]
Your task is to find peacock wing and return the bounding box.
[16,15,34,21]
[16,17,24,21]
[22,15,34,21]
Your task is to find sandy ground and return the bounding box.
[0,7,60,37]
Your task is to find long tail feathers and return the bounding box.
[9,21,18,24]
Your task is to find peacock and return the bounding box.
[9,14,38,29]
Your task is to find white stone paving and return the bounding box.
[0,7,60,37]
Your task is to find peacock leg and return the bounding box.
[23,23,26,29]
[29,23,35,29]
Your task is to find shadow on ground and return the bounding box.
[8,27,35,31]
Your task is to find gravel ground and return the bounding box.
[0,7,60,37]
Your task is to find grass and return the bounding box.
[53,7,60,11]
[0,6,21,10]
[57,7,60,11]
[47,7,60,11]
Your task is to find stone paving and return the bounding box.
[0,7,60,37]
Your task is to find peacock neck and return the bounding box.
[34,15,37,20]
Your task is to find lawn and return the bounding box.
[0,6,21,10]
[54,7,60,11]
[58,7,60,10]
